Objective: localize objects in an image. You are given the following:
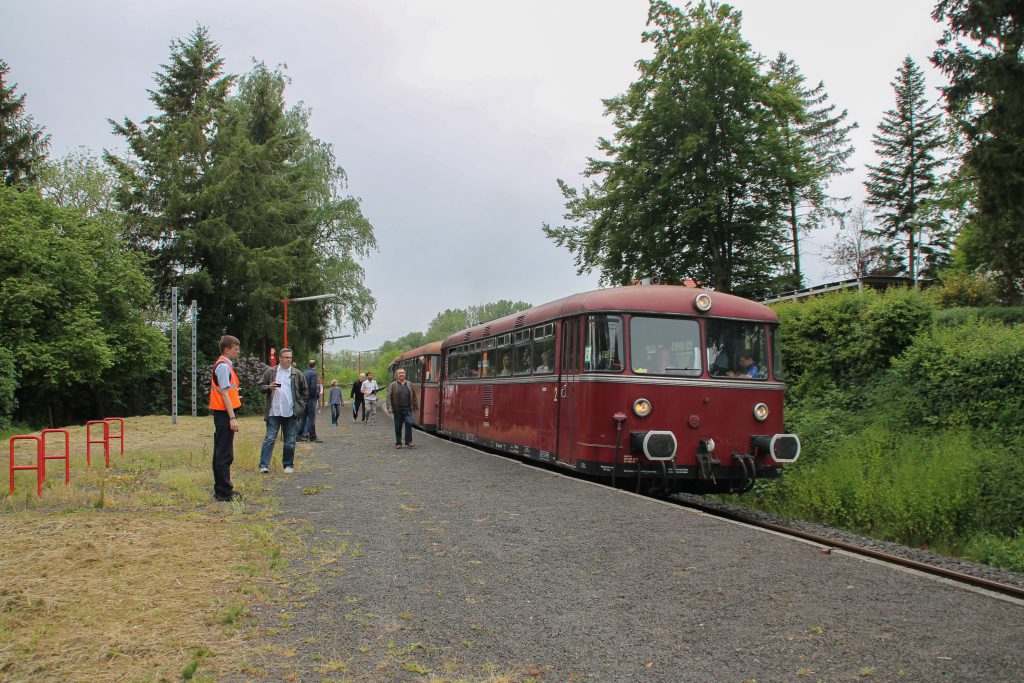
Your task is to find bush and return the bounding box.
[750,427,1011,548]
[885,321,1024,437]
[0,346,16,429]
[773,288,933,403]
[929,271,1000,308]
[962,531,1024,573]
[934,305,1024,328]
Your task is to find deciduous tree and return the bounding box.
[544,1,799,297]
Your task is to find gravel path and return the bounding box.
[243,415,1024,682]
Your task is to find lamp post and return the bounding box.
[281,293,334,348]
[905,220,927,288]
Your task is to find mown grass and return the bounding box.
[0,415,300,681]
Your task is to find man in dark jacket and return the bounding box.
[257,348,308,474]
[386,368,419,449]
[350,372,366,422]
[302,359,322,442]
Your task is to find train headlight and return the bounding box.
[693,292,712,312]
[633,398,652,418]
[753,402,769,422]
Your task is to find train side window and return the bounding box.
[532,323,555,373]
[514,329,532,375]
[495,335,513,376]
[706,320,768,380]
[584,315,624,372]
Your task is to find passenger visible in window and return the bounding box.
[535,349,553,373]
[516,349,532,374]
[728,350,761,379]
[497,355,513,376]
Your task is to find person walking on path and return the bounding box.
[302,359,323,442]
[328,379,343,427]
[209,335,242,501]
[351,373,366,422]
[361,371,380,426]
[386,368,418,448]
[257,347,307,474]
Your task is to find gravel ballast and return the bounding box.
[244,417,1024,682]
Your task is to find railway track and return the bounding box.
[670,494,1024,602]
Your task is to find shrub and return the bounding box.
[0,345,16,429]
[886,321,1024,437]
[934,305,1024,328]
[929,271,1000,308]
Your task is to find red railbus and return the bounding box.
[388,341,443,431]
[436,284,799,494]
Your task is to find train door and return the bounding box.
[556,317,582,464]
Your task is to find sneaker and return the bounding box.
[215,492,242,502]
[405,444,415,449]
[259,467,269,474]
[283,466,295,474]
[395,443,402,449]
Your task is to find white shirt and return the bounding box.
[269,366,295,417]
[361,379,379,402]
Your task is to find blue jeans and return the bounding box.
[394,408,414,445]
[302,401,318,440]
[330,404,341,425]
[260,414,299,469]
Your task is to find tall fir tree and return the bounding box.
[105,26,235,302]
[864,56,945,281]
[544,1,799,296]
[198,62,376,356]
[0,60,50,187]
[768,53,856,288]
[932,0,1024,301]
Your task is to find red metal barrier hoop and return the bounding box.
[104,417,125,455]
[85,420,110,468]
[9,435,43,497]
[41,428,71,487]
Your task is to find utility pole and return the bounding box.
[191,300,198,417]
[171,287,178,425]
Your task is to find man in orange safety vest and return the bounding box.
[210,335,242,501]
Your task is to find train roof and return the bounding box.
[391,340,443,365]
[442,285,777,348]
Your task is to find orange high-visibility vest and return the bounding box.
[209,356,242,411]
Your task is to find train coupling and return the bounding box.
[696,438,719,482]
[750,434,802,464]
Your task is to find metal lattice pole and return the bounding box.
[191,300,198,417]
[171,287,178,425]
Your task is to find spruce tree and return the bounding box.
[769,53,856,287]
[933,0,1024,301]
[864,56,944,281]
[105,26,234,301]
[0,60,50,187]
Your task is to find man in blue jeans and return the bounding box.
[386,368,418,449]
[302,359,322,442]
[257,348,307,473]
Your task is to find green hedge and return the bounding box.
[749,289,1024,571]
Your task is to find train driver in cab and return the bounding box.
[728,350,761,379]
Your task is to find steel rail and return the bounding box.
[672,497,1024,601]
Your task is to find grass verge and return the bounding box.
[0,415,299,681]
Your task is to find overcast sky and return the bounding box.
[1,0,948,351]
